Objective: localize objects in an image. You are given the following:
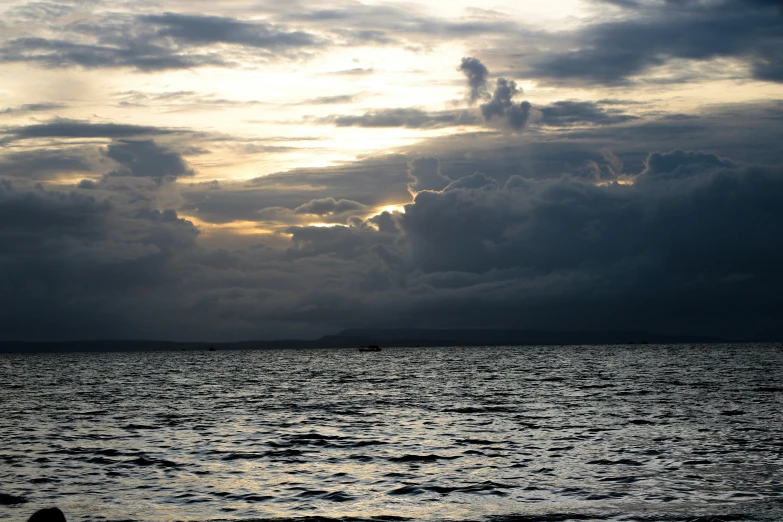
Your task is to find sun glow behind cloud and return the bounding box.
[370,204,407,217]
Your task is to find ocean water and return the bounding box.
[1,344,782,522]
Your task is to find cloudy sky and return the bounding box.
[1,0,782,341]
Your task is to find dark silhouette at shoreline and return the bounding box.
[28,508,66,522]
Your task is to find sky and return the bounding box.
[1,0,782,341]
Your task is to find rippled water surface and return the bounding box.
[1,344,782,522]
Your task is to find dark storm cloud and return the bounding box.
[442,171,499,191]
[457,58,533,130]
[426,152,756,277]
[641,149,736,176]
[0,102,68,115]
[527,0,783,84]
[459,57,490,104]
[409,101,783,180]
[181,100,783,230]
[0,36,228,71]
[368,212,400,234]
[392,153,783,337]
[0,3,529,74]
[2,143,783,340]
[480,78,531,130]
[407,156,452,195]
[0,11,323,71]
[0,4,527,74]
[105,140,194,180]
[0,149,93,180]
[141,13,322,50]
[0,120,205,184]
[2,119,176,142]
[755,58,783,82]
[0,178,201,340]
[538,101,639,126]
[294,197,368,215]
[456,60,633,130]
[193,149,783,339]
[78,178,98,189]
[14,0,776,85]
[316,108,480,129]
[286,225,365,259]
[480,78,519,119]
[283,4,518,38]
[0,178,111,235]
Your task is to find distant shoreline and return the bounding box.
[0,327,765,353]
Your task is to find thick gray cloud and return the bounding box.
[294,197,368,216]
[141,13,321,50]
[178,100,783,230]
[105,139,194,180]
[0,178,200,340]
[368,211,400,234]
[406,100,783,181]
[283,4,519,39]
[641,149,736,177]
[442,171,499,191]
[316,58,536,133]
[0,102,68,115]
[0,179,111,237]
[0,4,533,73]
[407,156,452,195]
[1,2,780,343]
[317,108,480,129]
[457,60,634,130]
[0,11,323,71]
[0,122,202,184]
[754,47,783,82]
[2,147,782,341]
[0,36,228,71]
[2,119,176,143]
[3,0,777,85]
[480,78,531,130]
[481,78,517,118]
[526,0,783,84]
[538,101,639,127]
[459,57,490,104]
[395,153,783,337]
[285,225,366,259]
[0,149,92,180]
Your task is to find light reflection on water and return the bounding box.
[1,344,782,522]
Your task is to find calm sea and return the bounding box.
[1,344,782,522]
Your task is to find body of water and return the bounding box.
[1,344,782,522]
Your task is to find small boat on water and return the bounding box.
[359,345,381,352]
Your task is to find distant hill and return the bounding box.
[321,328,719,348]
[0,328,722,353]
